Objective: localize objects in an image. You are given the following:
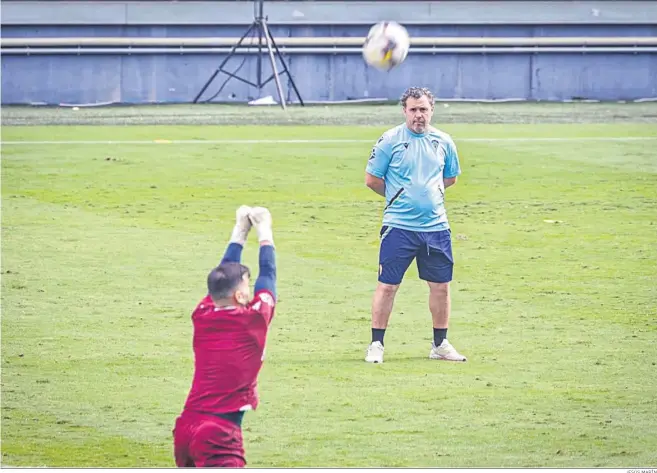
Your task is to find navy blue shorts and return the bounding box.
[378,226,454,285]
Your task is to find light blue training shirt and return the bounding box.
[366,124,461,232]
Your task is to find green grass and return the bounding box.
[2,121,657,467]
[3,102,657,126]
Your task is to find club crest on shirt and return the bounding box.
[259,292,275,306]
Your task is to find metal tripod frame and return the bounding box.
[193,0,304,109]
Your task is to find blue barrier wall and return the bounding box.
[2,1,657,104]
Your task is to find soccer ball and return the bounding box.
[362,21,411,71]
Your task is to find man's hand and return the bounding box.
[236,205,253,228]
[443,177,458,189]
[249,207,274,245]
[229,205,253,245]
[365,173,386,197]
[249,206,272,228]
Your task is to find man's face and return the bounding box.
[403,95,434,134]
[233,273,251,306]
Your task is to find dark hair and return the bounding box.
[207,263,250,300]
[400,87,435,108]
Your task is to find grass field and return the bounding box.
[2,105,657,467]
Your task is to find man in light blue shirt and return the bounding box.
[364,87,467,364]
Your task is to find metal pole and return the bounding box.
[256,0,263,91]
[261,19,287,110]
[190,0,303,107]
[193,22,257,103]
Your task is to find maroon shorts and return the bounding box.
[173,411,246,468]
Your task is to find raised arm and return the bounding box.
[220,205,253,264]
[249,207,277,301]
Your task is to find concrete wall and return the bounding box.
[2,1,656,104]
[4,1,657,25]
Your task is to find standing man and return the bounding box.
[364,87,467,364]
[173,205,277,468]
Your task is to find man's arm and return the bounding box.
[248,207,276,326]
[252,244,276,327]
[442,137,461,190]
[220,205,252,264]
[254,244,276,301]
[365,135,392,197]
[443,176,458,189]
[249,207,277,300]
[365,172,386,197]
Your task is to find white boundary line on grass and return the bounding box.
[1,137,656,145]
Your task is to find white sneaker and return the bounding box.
[429,339,467,362]
[365,341,384,363]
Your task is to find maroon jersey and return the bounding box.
[183,289,276,415]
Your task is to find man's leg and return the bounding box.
[173,415,195,468]
[189,416,246,469]
[428,280,451,343]
[372,282,400,329]
[417,230,466,362]
[209,454,247,468]
[366,227,417,363]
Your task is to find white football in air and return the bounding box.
[362,21,411,71]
